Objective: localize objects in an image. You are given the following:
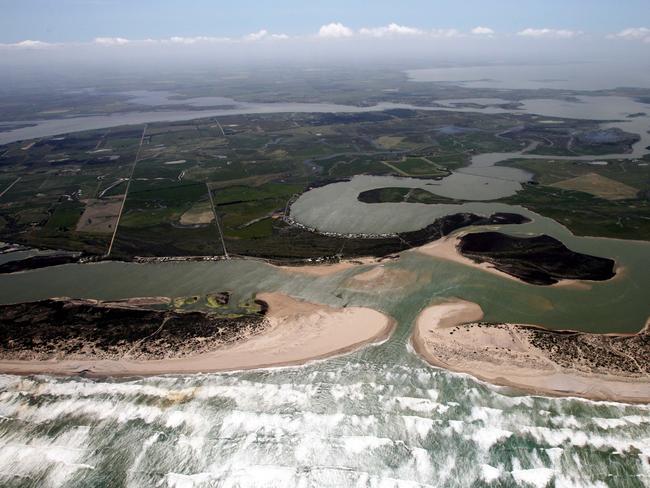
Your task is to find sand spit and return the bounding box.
[415,234,611,288]
[415,235,523,283]
[0,292,394,377]
[344,265,426,292]
[276,257,383,277]
[411,300,650,403]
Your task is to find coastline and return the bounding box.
[274,256,382,277]
[414,234,527,284]
[414,233,615,288]
[411,299,650,404]
[0,292,395,377]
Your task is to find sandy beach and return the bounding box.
[343,265,426,292]
[0,292,395,377]
[411,299,650,403]
[414,234,610,288]
[415,234,528,282]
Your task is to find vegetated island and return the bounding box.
[456,232,616,285]
[417,232,616,286]
[412,300,650,403]
[0,292,393,376]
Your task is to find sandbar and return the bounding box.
[275,257,382,277]
[411,299,650,403]
[415,234,612,288]
[415,234,524,283]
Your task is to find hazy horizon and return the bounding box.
[1,0,649,84]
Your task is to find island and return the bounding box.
[417,232,616,285]
[411,300,650,403]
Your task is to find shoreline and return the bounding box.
[274,256,384,277]
[0,292,395,377]
[414,233,617,288]
[411,299,650,404]
[414,234,524,283]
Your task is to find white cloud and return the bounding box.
[94,37,130,46]
[167,36,230,44]
[243,30,289,41]
[318,22,354,38]
[471,26,495,36]
[608,27,650,43]
[0,39,53,48]
[15,39,52,48]
[517,28,581,39]
[244,29,269,41]
[430,28,462,38]
[359,23,423,37]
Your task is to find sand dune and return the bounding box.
[0,292,394,377]
[411,299,650,403]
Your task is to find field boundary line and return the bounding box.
[106,124,147,257]
[206,182,229,259]
[0,177,21,198]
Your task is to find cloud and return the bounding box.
[517,28,581,39]
[94,37,130,46]
[0,39,53,48]
[430,28,462,38]
[245,29,269,41]
[471,26,495,36]
[359,23,423,37]
[608,27,650,43]
[318,22,354,38]
[243,30,289,41]
[166,36,230,44]
[93,36,235,46]
[319,23,460,39]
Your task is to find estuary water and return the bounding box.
[0,248,649,487]
[1,79,650,486]
[406,63,650,91]
[0,100,444,146]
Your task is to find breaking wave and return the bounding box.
[0,356,648,487]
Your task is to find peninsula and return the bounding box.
[0,292,394,376]
[412,300,650,403]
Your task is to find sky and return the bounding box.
[1,0,649,44]
[1,0,649,78]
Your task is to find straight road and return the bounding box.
[0,177,21,198]
[106,124,147,257]
[206,182,229,259]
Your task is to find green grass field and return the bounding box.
[2,105,647,258]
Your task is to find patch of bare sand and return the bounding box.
[374,136,405,149]
[276,257,382,277]
[344,265,425,291]
[179,201,214,225]
[414,234,609,289]
[414,235,525,284]
[75,197,122,234]
[0,292,394,377]
[412,299,650,403]
[551,173,638,200]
